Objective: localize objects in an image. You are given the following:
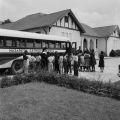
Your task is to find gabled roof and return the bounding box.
[81,23,98,37]
[93,25,120,37]
[0,9,85,33]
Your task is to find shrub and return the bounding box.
[0,76,12,88]
[0,71,120,100]
[115,50,120,56]
[109,49,117,57]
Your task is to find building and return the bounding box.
[80,23,98,52]
[0,9,120,56]
[93,25,120,56]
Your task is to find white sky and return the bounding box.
[0,0,120,27]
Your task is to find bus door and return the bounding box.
[72,42,76,53]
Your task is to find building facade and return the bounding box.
[0,9,120,56]
[94,25,120,56]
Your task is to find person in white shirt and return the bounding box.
[29,54,36,72]
[23,50,29,74]
[58,55,63,74]
[48,53,54,72]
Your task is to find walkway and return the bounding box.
[77,57,120,83]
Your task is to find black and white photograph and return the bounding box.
[0,0,120,120]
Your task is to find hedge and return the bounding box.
[0,70,120,100]
[109,49,120,57]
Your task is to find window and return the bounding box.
[60,18,62,26]
[65,16,68,23]
[55,42,60,48]
[20,39,26,48]
[0,39,3,47]
[45,42,49,48]
[49,42,55,48]
[42,42,46,48]
[26,39,34,48]
[6,40,12,47]
[61,43,66,48]
[66,42,69,48]
[16,40,20,47]
[34,40,41,48]
[12,40,16,47]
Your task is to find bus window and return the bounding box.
[61,43,66,48]
[0,39,3,47]
[34,40,41,48]
[66,42,70,48]
[45,42,48,48]
[49,42,55,48]
[20,39,26,48]
[16,40,20,47]
[12,40,16,47]
[42,42,46,48]
[6,40,12,47]
[55,42,60,48]
[26,39,34,48]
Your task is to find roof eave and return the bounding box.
[69,10,85,33]
[49,9,85,33]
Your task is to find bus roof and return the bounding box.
[0,28,70,42]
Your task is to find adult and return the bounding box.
[29,54,36,72]
[58,55,64,74]
[98,51,104,72]
[35,52,41,71]
[67,53,72,74]
[48,52,54,72]
[79,52,85,72]
[73,52,78,76]
[54,52,59,73]
[84,51,90,72]
[63,53,68,74]
[23,50,29,74]
[41,48,48,70]
[90,49,96,72]
[78,51,82,71]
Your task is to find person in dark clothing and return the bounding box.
[73,52,78,76]
[90,49,96,72]
[78,51,82,71]
[23,50,29,74]
[67,53,72,74]
[98,51,104,72]
[41,48,48,70]
[54,52,59,73]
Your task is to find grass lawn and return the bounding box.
[0,82,120,120]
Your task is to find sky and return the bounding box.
[0,0,120,27]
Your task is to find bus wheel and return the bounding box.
[11,60,23,74]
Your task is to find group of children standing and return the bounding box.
[23,49,105,76]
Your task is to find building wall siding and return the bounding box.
[24,27,49,34]
[97,38,106,55]
[81,35,97,51]
[49,26,81,49]
[107,37,120,56]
